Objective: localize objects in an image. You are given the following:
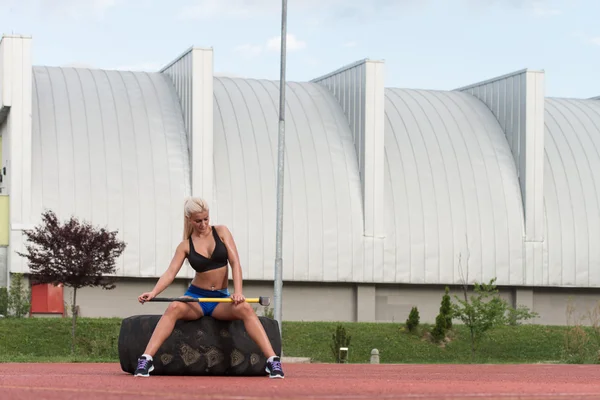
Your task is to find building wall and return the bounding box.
[8,36,600,332]
[311,59,386,287]
[0,123,6,288]
[0,35,33,281]
[311,60,386,239]
[543,98,600,286]
[28,66,192,279]
[455,69,546,286]
[211,77,365,283]
[310,60,368,166]
[24,64,600,290]
[382,88,525,286]
[160,47,214,201]
[0,195,8,246]
[49,277,600,326]
[0,120,7,195]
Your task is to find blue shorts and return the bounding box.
[183,284,230,317]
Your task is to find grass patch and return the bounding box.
[280,322,572,364]
[2,317,596,364]
[0,317,122,362]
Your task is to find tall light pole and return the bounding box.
[273,0,287,344]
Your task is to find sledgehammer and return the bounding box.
[147,296,271,306]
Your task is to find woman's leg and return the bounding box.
[211,302,284,378]
[210,302,276,358]
[134,299,203,377]
[143,299,204,356]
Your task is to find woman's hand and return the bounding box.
[231,292,245,305]
[138,291,156,304]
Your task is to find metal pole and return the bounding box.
[274,0,287,344]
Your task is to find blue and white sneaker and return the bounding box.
[134,356,154,377]
[265,356,284,379]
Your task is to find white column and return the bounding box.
[311,60,386,236]
[190,48,214,202]
[160,47,214,203]
[0,35,33,276]
[456,69,546,284]
[362,61,386,239]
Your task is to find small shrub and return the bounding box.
[507,304,539,326]
[0,287,7,316]
[440,286,453,329]
[330,324,351,363]
[561,300,600,364]
[430,287,453,343]
[7,273,30,318]
[430,314,447,343]
[562,325,589,364]
[406,306,420,333]
[263,306,274,319]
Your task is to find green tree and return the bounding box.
[17,210,126,353]
[452,278,537,358]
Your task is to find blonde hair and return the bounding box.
[183,197,210,239]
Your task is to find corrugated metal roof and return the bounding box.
[30,66,191,277]
[27,65,600,289]
[211,77,365,282]
[543,98,600,286]
[382,88,525,285]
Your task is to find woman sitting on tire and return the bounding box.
[135,197,284,379]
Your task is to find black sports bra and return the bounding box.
[187,227,228,273]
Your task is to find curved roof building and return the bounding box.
[30,66,192,278]
[382,88,525,285]
[2,35,600,324]
[211,77,364,283]
[543,98,600,287]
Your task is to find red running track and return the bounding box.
[1,363,600,400]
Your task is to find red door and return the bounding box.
[30,283,65,315]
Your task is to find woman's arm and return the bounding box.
[151,240,188,296]
[217,225,243,296]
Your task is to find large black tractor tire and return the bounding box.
[118,314,281,376]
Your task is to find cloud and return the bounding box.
[214,72,247,78]
[178,0,256,20]
[178,0,413,21]
[234,34,307,58]
[111,62,164,72]
[178,0,564,24]
[571,31,600,47]
[530,1,562,16]
[0,0,117,19]
[266,34,307,52]
[234,44,263,57]
[61,62,97,69]
[463,0,564,16]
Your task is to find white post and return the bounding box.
[370,349,380,364]
[273,0,288,344]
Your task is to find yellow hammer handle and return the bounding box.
[194,298,261,303]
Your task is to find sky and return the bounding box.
[0,0,598,99]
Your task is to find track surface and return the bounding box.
[1,363,599,400]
